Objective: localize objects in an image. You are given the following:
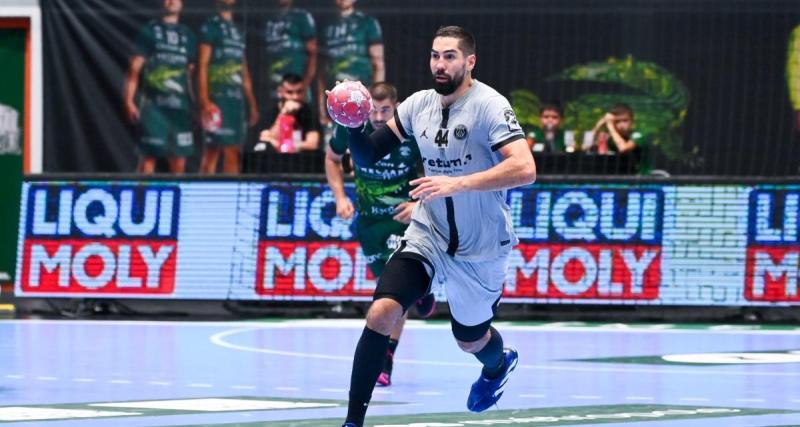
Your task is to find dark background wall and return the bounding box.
[42,0,800,175]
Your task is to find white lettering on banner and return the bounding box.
[751,251,798,297]
[308,246,352,292]
[506,247,659,296]
[552,192,598,241]
[262,246,307,290]
[72,243,116,289]
[29,244,70,287]
[27,244,174,289]
[511,190,659,242]
[755,193,799,242]
[264,190,353,239]
[29,188,177,238]
[260,244,377,293]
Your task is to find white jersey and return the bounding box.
[395,80,525,261]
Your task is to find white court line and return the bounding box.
[188,383,213,388]
[735,398,766,402]
[210,326,800,378]
[36,376,57,381]
[5,375,23,379]
[108,380,131,384]
[320,388,346,393]
[231,385,256,390]
[148,381,171,386]
[679,397,711,402]
[570,395,602,399]
[373,390,393,395]
[275,387,300,391]
[416,391,443,396]
[72,378,95,383]
[625,396,655,401]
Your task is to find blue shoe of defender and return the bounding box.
[466,348,518,413]
[341,423,357,427]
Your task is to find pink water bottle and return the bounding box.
[278,114,297,153]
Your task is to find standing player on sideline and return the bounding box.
[338,26,536,427]
[198,0,259,174]
[124,0,196,174]
[325,82,436,387]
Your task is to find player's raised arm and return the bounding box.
[326,81,403,165]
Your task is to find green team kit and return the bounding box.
[201,15,247,145]
[134,20,196,157]
[321,12,382,89]
[263,8,316,96]
[331,123,420,276]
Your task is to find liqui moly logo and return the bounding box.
[255,185,377,298]
[745,189,800,302]
[19,185,180,295]
[506,187,663,300]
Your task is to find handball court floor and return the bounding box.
[0,318,799,427]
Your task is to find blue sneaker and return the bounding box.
[342,423,357,427]
[466,348,518,412]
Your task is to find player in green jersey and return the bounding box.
[263,0,317,100]
[325,82,435,387]
[198,0,259,174]
[317,0,384,126]
[125,0,196,173]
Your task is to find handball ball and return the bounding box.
[202,104,222,132]
[326,81,371,128]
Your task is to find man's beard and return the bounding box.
[432,69,465,95]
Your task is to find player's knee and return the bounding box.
[455,335,489,353]
[365,298,403,334]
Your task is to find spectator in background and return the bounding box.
[198,0,259,174]
[317,0,384,126]
[262,0,317,100]
[124,0,196,174]
[258,73,320,152]
[528,103,574,153]
[587,103,651,174]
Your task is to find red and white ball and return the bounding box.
[326,81,371,128]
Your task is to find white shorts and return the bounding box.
[397,236,509,327]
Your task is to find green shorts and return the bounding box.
[204,96,246,146]
[139,102,194,158]
[356,215,409,277]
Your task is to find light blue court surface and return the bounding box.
[1,319,799,427]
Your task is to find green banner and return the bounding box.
[0,28,25,283]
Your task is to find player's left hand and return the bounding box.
[393,201,416,224]
[409,176,464,201]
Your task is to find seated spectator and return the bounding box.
[586,103,651,173]
[258,73,320,152]
[528,103,574,152]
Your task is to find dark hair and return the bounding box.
[539,103,563,116]
[370,82,398,103]
[610,102,634,118]
[433,25,476,56]
[281,73,303,85]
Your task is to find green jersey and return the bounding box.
[321,11,382,88]
[331,123,420,219]
[605,129,652,174]
[134,19,196,109]
[263,9,316,89]
[530,127,567,152]
[200,15,246,100]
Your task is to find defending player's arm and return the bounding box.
[124,56,145,123]
[324,144,355,220]
[409,139,536,200]
[346,118,403,165]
